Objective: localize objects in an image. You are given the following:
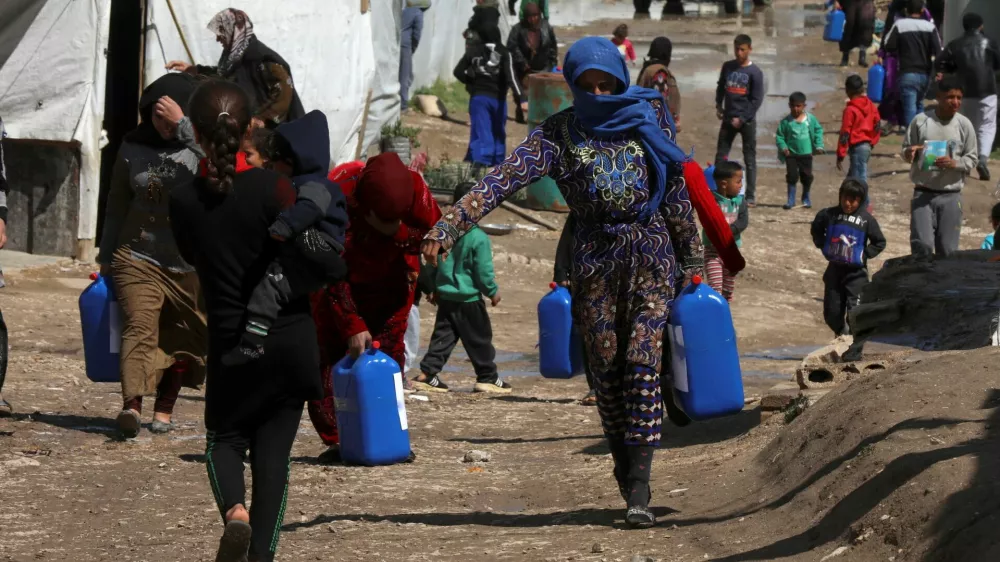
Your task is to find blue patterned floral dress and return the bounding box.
[425,99,703,446]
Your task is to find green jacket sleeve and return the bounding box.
[470,229,498,298]
[810,114,825,151]
[775,120,789,160]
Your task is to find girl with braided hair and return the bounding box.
[169,79,342,562]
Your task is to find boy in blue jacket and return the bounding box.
[225,110,349,365]
[414,182,510,394]
[810,178,886,336]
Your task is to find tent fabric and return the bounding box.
[0,0,111,240]
[144,0,395,165]
[366,0,403,153]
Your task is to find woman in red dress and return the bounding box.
[308,153,441,463]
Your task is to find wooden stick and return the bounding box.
[499,201,559,231]
[165,0,194,64]
[354,89,374,161]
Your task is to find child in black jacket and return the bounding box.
[225,110,348,365]
[810,178,886,336]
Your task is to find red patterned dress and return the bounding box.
[307,162,441,446]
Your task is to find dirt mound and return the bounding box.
[714,348,1000,561]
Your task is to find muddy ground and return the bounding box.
[2,1,999,561]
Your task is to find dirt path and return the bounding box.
[1,2,998,561]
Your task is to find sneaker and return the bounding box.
[117,409,141,439]
[412,374,450,393]
[625,505,657,529]
[746,198,756,208]
[474,378,513,394]
[978,162,991,181]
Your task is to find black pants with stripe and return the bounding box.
[419,299,498,383]
[205,400,303,562]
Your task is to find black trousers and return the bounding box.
[419,299,498,383]
[715,119,758,201]
[247,228,342,332]
[0,308,7,394]
[205,400,303,562]
[785,154,814,193]
[822,264,869,336]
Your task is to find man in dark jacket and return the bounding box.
[936,12,1000,181]
[506,2,558,123]
[883,0,942,131]
[224,110,348,365]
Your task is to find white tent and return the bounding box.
[0,0,401,253]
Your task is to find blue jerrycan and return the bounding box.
[333,341,411,466]
[867,63,886,103]
[667,275,744,420]
[79,273,121,383]
[824,9,846,42]
[538,283,583,378]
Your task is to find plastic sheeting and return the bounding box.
[411,0,475,93]
[0,0,111,240]
[144,0,398,165]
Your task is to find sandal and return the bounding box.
[150,419,175,434]
[0,395,12,418]
[215,520,252,562]
[580,390,597,406]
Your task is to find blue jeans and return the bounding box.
[848,142,871,181]
[899,73,929,129]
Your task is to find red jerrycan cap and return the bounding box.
[372,341,381,350]
[90,272,99,281]
[549,282,557,289]
[691,275,702,285]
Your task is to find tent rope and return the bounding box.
[165,0,194,64]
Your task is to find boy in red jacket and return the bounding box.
[836,75,881,186]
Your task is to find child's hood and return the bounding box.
[275,110,331,183]
[847,96,876,115]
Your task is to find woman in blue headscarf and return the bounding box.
[422,37,705,528]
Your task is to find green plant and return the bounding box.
[380,121,422,149]
[783,395,810,424]
[422,157,484,197]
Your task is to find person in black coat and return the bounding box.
[169,80,341,562]
[0,117,8,417]
[167,8,305,128]
[507,2,559,123]
[833,0,876,67]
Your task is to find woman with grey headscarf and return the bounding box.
[167,8,305,127]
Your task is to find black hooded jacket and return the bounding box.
[937,30,1000,99]
[270,110,347,249]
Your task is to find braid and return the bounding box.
[188,79,251,195]
[206,114,240,194]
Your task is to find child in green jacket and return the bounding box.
[413,182,510,394]
[776,91,824,210]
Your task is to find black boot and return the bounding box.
[858,51,868,67]
[625,445,656,529]
[839,52,850,67]
[608,437,630,501]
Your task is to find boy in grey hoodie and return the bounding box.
[903,77,978,256]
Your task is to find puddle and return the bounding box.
[742,369,790,380]
[742,345,821,361]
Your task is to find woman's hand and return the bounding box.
[347,331,373,359]
[421,240,444,267]
[155,96,184,126]
[166,60,194,74]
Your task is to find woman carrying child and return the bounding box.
[97,73,208,438]
[637,37,682,131]
[422,37,741,528]
[169,80,342,562]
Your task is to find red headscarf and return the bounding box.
[356,153,414,222]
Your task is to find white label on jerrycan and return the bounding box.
[392,371,409,431]
[668,324,689,392]
[108,302,123,354]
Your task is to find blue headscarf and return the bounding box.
[562,37,687,221]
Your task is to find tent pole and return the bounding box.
[166,0,195,64]
[354,89,374,161]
